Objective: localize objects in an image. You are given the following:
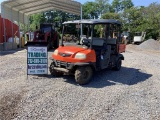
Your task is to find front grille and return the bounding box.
[56,60,71,68]
[59,52,72,57]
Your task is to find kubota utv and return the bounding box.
[50,19,126,85]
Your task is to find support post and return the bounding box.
[18,12,21,48]
[2,5,6,43]
[11,7,14,49]
[80,4,83,37]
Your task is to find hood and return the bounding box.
[57,45,87,55]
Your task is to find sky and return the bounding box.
[76,0,160,7]
[0,0,159,7]
[0,0,160,6]
[0,0,159,13]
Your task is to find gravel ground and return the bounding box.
[0,45,160,120]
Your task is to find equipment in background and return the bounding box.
[25,24,59,50]
[133,32,146,44]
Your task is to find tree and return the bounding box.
[144,3,160,39]
[121,0,134,10]
[29,13,46,31]
[121,7,146,33]
[111,0,133,13]
[82,2,99,19]
[95,0,110,15]
[121,2,160,39]
[101,12,120,20]
[111,0,122,13]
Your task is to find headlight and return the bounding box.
[53,49,58,55]
[75,53,86,59]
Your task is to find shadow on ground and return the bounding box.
[62,67,152,88]
[0,48,26,56]
[34,66,152,88]
[0,47,55,56]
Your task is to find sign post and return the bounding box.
[27,46,48,75]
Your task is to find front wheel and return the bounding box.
[113,59,122,71]
[49,62,63,76]
[75,66,93,85]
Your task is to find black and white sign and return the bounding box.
[27,46,48,75]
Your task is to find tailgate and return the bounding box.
[119,44,126,53]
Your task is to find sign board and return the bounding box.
[27,46,48,75]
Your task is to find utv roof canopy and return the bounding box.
[63,19,121,25]
[1,0,81,24]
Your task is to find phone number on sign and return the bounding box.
[28,58,47,64]
[28,65,47,69]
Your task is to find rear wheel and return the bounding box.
[49,62,63,76]
[113,59,122,71]
[75,66,93,85]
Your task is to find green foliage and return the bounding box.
[82,2,99,19]
[18,1,160,39]
[101,12,120,20]
[121,2,160,39]
[95,0,110,15]
[29,13,46,31]
[111,0,133,13]
[121,0,134,10]
[111,0,122,13]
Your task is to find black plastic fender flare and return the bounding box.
[117,54,124,60]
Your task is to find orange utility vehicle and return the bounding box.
[50,19,126,85]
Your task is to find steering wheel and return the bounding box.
[82,39,90,46]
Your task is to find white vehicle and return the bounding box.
[133,32,146,44]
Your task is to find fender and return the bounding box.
[117,54,124,60]
[74,62,96,71]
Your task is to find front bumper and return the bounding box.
[50,58,94,73]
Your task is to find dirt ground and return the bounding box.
[0,45,160,120]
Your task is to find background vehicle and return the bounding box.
[26,24,59,50]
[122,31,132,44]
[133,32,146,44]
[49,19,126,85]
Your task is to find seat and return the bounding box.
[92,38,105,46]
[107,38,117,54]
[107,38,117,45]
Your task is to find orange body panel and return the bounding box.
[52,46,96,63]
[119,44,126,53]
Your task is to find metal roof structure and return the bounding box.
[63,19,121,25]
[1,0,81,24]
[0,5,1,13]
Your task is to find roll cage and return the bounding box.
[61,19,122,49]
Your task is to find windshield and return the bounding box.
[62,24,80,45]
[41,27,52,33]
[135,32,141,36]
[61,23,121,46]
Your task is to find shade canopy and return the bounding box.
[1,0,81,24]
[63,19,121,25]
